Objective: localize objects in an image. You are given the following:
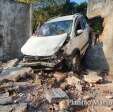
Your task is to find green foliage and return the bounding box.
[90,17,103,33]
[17,0,37,4]
[33,2,88,32]
[76,2,87,15]
[32,6,64,32]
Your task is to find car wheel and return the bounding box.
[60,59,71,72]
[72,51,81,73]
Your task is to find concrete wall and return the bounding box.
[87,0,113,18]
[0,0,31,60]
[84,0,113,74]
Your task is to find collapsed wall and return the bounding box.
[0,0,31,60]
[84,0,113,74]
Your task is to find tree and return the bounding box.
[17,0,88,33]
[17,0,37,4]
[76,2,87,15]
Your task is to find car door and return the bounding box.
[63,16,89,56]
[75,17,89,54]
[80,17,90,54]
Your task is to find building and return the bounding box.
[0,0,31,60]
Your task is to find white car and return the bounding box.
[21,14,90,71]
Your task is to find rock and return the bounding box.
[59,100,70,111]
[105,95,113,99]
[0,105,13,112]
[53,72,66,82]
[92,106,113,112]
[59,110,69,112]
[3,59,19,69]
[83,95,93,100]
[111,107,113,111]
[14,103,27,112]
[0,92,9,99]
[53,104,59,111]
[66,76,80,86]
[0,103,27,112]
[0,96,13,105]
[66,76,82,91]
[44,88,69,103]
[0,82,33,94]
[83,70,102,83]
[60,82,68,90]
[0,67,33,82]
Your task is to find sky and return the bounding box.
[70,0,87,4]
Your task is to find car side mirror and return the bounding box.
[77,29,83,35]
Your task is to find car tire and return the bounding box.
[61,50,81,72]
[71,51,81,73]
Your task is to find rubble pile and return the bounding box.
[0,59,113,112]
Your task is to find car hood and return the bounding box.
[21,33,67,56]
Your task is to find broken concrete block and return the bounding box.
[0,103,27,112]
[53,72,66,82]
[59,100,70,111]
[60,82,68,90]
[3,59,19,69]
[83,95,93,100]
[44,88,69,103]
[83,70,102,83]
[0,67,33,81]
[0,96,13,105]
[0,93,13,105]
[105,95,113,99]
[0,92,9,99]
[0,105,13,112]
[14,103,27,112]
[66,76,80,86]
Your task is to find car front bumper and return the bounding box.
[19,55,64,69]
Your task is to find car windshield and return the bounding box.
[37,20,73,36]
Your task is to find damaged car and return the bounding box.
[21,14,90,71]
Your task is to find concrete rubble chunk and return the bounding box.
[83,70,102,83]
[0,92,12,106]
[66,76,80,86]
[59,100,70,111]
[53,72,66,82]
[0,103,27,112]
[0,67,33,82]
[105,95,113,99]
[60,82,68,90]
[0,92,9,99]
[14,103,27,112]
[0,96,13,105]
[83,95,93,100]
[44,88,69,103]
[3,59,19,69]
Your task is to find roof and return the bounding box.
[46,14,80,23]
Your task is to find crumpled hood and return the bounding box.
[21,33,67,56]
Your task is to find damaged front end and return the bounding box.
[20,34,68,70]
[20,50,65,70]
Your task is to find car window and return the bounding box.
[37,20,73,37]
[81,17,87,29]
[76,20,82,31]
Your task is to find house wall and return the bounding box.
[84,0,113,74]
[0,0,31,60]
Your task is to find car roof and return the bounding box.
[46,14,81,23]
